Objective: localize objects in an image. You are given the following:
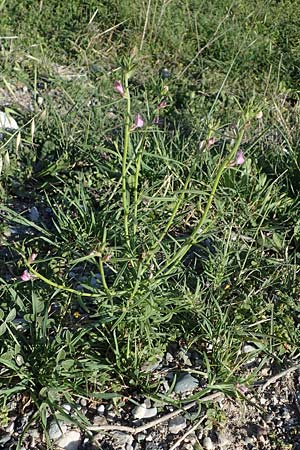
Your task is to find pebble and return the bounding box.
[111,431,133,448]
[242,344,257,353]
[216,431,231,448]
[160,68,171,79]
[136,433,147,442]
[29,206,40,222]
[62,403,72,413]
[0,433,11,445]
[174,373,199,394]
[56,429,81,450]
[202,436,214,449]
[97,404,105,414]
[169,416,187,434]
[132,404,158,419]
[244,436,253,445]
[5,421,15,433]
[165,352,174,363]
[0,111,19,130]
[264,413,273,423]
[80,398,87,407]
[141,356,162,372]
[92,415,108,426]
[48,420,68,441]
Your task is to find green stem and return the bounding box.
[156,124,246,278]
[27,265,107,298]
[122,72,131,249]
[141,156,198,275]
[133,137,144,236]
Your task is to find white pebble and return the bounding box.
[203,436,214,449]
[132,404,157,419]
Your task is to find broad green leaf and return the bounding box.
[6,308,16,323]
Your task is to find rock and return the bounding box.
[132,404,157,419]
[242,344,257,353]
[92,415,108,426]
[111,431,133,448]
[244,436,253,445]
[160,68,171,79]
[61,404,72,413]
[0,111,18,130]
[165,352,174,363]
[97,404,105,414]
[216,431,231,448]
[48,420,67,441]
[80,398,87,407]
[202,436,214,449]
[5,420,15,433]
[174,373,199,394]
[141,356,162,372]
[264,413,273,423]
[0,433,11,445]
[136,433,146,442]
[178,350,192,366]
[56,429,81,450]
[28,428,40,447]
[29,206,40,222]
[145,443,160,450]
[168,416,187,434]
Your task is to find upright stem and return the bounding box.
[133,137,144,237]
[122,72,131,249]
[156,124,246,278]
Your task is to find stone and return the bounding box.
[48,420,68,441]
[111,431,133,448]
[5,421,15,433]
[202,436,214,449]
[92,415,108,426]
[132,404,158,419]
[216,431,231,448]
[141,356,162,373]
[174,373,199,394]
[242,344,257,353]
[0,433,11,445]
[0,111,18,130]
[29,206,40,222]
[61,404,72,413]
[168,416,187,434]
[56,429,81,450]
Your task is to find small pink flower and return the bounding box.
[236,383,248,394]
[20,270,33,282]
[114,81,125,97]
[230,150,245,166]
[199,137,215,151]
[157,101,167,110]
[207,137,215,148]
[131,113,144,131]
[28,253,38,264]
[235,150,245,165]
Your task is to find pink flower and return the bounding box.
[20,270,33,282]
[236,383,248,394]
[28,253,38,264]
[235,150,245,165]
[157,101,167,110]
[131,113,144,131]
[114,81,125,97]
[199,137,216,151]
[230,150,245,166]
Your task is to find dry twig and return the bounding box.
[87,392,223,435]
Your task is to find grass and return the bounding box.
[0,0,300,446]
